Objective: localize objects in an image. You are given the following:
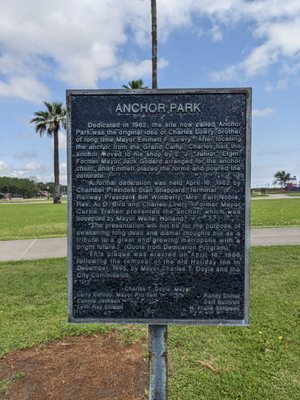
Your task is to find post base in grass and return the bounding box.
[148,325,168,400]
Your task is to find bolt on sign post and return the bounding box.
[67,88,251,399]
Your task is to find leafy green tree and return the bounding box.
[44,182,67,196]
[0,177,38,198]
[31,102,66,204]
[122,79,148,89]
[273,170,291,187]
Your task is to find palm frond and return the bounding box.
[122,79,148,89]
[31,101,66,137]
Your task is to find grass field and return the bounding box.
[286,192,300,197]
[0,246,299,399]
[0,258,113,356]
[251,198,300,227]
[0,203,67,240]
[0,199,300,241]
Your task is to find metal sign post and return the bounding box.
[148,325,168,400]
[149,2,168,399]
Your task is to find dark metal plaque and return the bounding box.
[67,89,251,325]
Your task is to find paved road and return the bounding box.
[0,238,67,261]
[250,227,300,246]
[252,193,300,200]
[0,228,299,261]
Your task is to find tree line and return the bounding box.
[0,176,66,199]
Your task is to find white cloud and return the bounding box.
[0,76,50,104]
[13,151,37,160]
[60,162,67,185]
[24,162,41,172]
[118,59,152,82]
[59,162,68,185]
[241,45,278,77]
[0,159,53,182]
[0,0,242,100]
[265,79,288,92]
[118,57,168,82]
[210,4,300,81]
[0,161,9,173]
[210,66,239,82]
[210,25,223,42]
[59,131,66,151]
[60,162,67,173]
[257,148,296,157]
[253,107,275,117]
[0,0,141,94]
[49,130,67,151]
[1,0,300,101]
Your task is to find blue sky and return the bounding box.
[0,0,299,187]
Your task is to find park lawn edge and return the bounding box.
[1,247,300,399]
[1,199,300,241]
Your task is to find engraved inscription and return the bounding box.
[69,91,250,323]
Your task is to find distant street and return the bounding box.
[0,238,67,261]
[252,193,300,200]
[0,227,299,261]
[250,227,300,246]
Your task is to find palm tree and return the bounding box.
[122,79,148,89]
[31,102,66,204]
[273,170,291,187]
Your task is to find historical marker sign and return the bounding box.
[67,89,251,325]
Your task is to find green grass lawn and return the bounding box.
[0,258,112,356]
[0,203,67,240]
[286,192,300,197]
[169,246,300,399]
[0,247,299,399]
[0,198,299,241]
[251,199,300,227]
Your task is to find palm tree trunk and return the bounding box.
[53,129,61,204]
[151,0,157,89]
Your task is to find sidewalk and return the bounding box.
[0,238,67,261]
[250,227,300,246]
[0,227,299,261]
[252,193,300,200]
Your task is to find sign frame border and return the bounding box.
[67,88,251,326]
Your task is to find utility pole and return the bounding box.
[148,1,168,399]
[151,0,158,89]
